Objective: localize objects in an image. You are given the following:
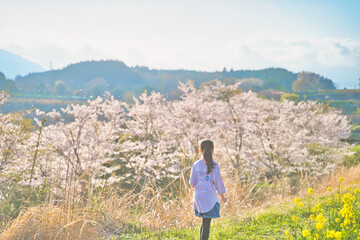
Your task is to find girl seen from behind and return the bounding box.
[189,140,227,240]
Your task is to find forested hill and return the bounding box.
[13,60,335,100]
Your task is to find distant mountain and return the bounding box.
[0,49,45,79]
[15,60,144,97]
[14,60,335,100]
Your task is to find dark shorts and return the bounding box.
[195,202,220,218]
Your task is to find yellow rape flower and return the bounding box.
[335,231,342,239]
[302,229,311,238]
[335,218,341,223]
[344,217,351,226]
[342,193,354,203]
[339,177,344,182]
[309,214,315,220]
[316,222,324,230]
[327,186,332,191]
[284,229,291,239]
[327,230,336,238]
[308,188,314,195]
[316,214,326,223]
[313,203,322,213]
[292,215,297,222]
[298,202,304,208]
[294,198,300,204]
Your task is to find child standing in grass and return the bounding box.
[189,139,227,240]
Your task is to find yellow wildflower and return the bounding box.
[308,188,314,195]
[316,214,326,223]
[294,198,300,204]
[309,214,315,220]
[298,202,304,208]
[342,193,354,203]
[335,218,341,223]
[327,186,332,191]
[302,229,311,238]
[313,203,322,213]
[327,230,336,238]
[339,177,344,182]
[292,215,297,222]
[335,231,342,239]
[316,222,324,230]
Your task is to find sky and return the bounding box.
[0,0,359,89]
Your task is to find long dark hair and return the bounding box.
[200,140,215,174]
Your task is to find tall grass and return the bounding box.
[2,165,360,239]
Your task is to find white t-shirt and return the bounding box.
[189,159,226,213]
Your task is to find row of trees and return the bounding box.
[292,72,335,91]
[0,81,351,200]
[0,72,16,93]
[5,61,337,101]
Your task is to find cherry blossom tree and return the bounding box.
[209,82,351,180]
[0,81,352,197]
[33,93,127,194]
[118,91,180,184]
[0,91,35,197]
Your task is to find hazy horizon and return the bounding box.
[1,0,359,89]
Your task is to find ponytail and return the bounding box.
[200,140,215,174]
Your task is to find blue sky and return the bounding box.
[1,0,359,88]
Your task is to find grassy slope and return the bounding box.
[114,201,296,239]
[114,166,360,240]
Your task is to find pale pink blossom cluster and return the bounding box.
[0,82,352,194]
[0,91,34,196]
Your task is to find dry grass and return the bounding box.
[236,165,360,220]
[312,165,360,195]
[2,165,360,239]
[0,206,98,240]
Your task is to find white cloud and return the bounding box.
[228,38,360,88]
[234,38,360,69]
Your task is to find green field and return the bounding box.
[114,179,360,240]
